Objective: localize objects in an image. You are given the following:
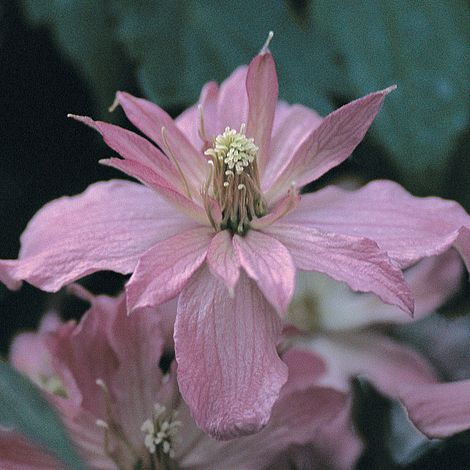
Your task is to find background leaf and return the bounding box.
[0,361,86,470]
[22,0,130,117]
[313,0,470,192]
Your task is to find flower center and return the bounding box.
[203,125,266,235]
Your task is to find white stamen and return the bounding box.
[260,31,274,54]
[96,419,109,429]
[141,403,181,458]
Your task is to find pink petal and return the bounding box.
[47,297,122,416]
[182,348,359,469]
[100,158,210,225]
[399,380,470,438]
[250,188,300,231]
[175,267,287,440]
[126,227,213,313]
[215,66,249,134]
[106,299,168,446]
[116,91,208,185]
[262,103,322,191]
[9,312,62,387]
[291,250,463,331]
[206,230,240,293]
[176,81,219,149]
[285,180,470,268]
[68,114,186,194]
[233,230,296,314]
[267,87,395,201]
[246,51,278,174]
[0,431,65,469]
[266,223,414,313]
[0,180,195,292]
[308,332,437,398]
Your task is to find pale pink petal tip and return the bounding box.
[383,84,397,94]
[0,261,22,290]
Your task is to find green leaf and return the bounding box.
[22,0,130,117]
[0,361,86,469]
[99,0,347,114]
[313,1,470,192]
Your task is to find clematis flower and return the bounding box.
[3,35,470,437]
[1,288,357,469]
[286,249,463,456]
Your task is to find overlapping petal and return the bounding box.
[206,230,240,293]
[233,230,296,314]
[285,180,470,268]
[175,267,287,440]
[266,223,414,312]
[116,91,208,185]
[266,87,395,201]
[0,181,195,291]
[291,250,463,331]
[246,51,278,173]
[126,227,213,313]
[262,103,322,191]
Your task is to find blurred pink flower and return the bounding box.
[2,37,470,437]
[287,250,463,451]
[1,288,358,469]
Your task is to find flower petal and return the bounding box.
[126,227,213,313]
[116,91,208,185]
[266,223,414,313]
[216,66,249,134]
[267,87,394,201]
[290,250,463,331]
[306,332,437,398]
[176,81,219,149]
[246,51,278,174]
[284,180,470,268]
[68,114,185,194]
[206,230,240,294]
[262,103,322,191]
[100,158,210,225]
[399,380,470,438]
[233,230,296,314]
[175,267,287,440]
[0,180,195,292]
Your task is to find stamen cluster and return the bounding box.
[141,403,181,459]
[203,125,266,235]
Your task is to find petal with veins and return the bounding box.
[175,268,287,440]
[284,180,470,268]
[266,223,414,313]
[233,230,296,315]
[206,230,240,293]
[116,91,208,186]
[246,51,278,174]
[126,227,213,313]
[0,181,195,292]
[267,87,394,201]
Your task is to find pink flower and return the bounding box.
[2,37,470,437]
[1,288,357,469]
[287,250,463,451]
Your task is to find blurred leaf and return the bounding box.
[22,0,130,117]
[0,361,86,469]
[111,0,348,114]
[313,1,470,192]
[22,0,349,116]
